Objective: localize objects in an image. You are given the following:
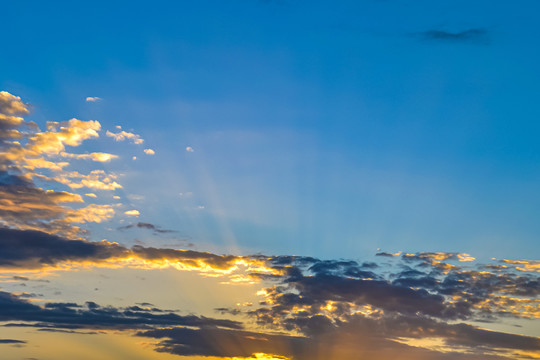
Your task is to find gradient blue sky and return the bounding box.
[3,0,540,261]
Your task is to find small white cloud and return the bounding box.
[186,146,194,152]
[113,195,121,199]
[124,210,140,216]
[197,205,205,210]
[128,194,144,201]
[86,96,102,102]
[106,130,144,145]
[115,125,122,129]
[132,156,137,160]
[144,148,155,155]
[179,192,192,197]
[85,193,97,198]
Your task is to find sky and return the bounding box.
[0,1,539,359]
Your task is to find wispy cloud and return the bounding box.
[85,97,102,102]
[419,28,489,43]
[118,222,176,234]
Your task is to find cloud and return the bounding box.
[0,227,128,269]
[118,222,176,234]
[0,92,129,235]
[124,210,140,216]
[138,322,530,360]
[105,130,143,145]
[0,227,283,281]
[0,223,537,359]
[59,152,118,162]
[0,290,241,330]
[186,146,194,152]
[419,28,489,43]
[85,97,102,102]
[143,148,155,155]
[0,171,113,236]
[0,339,26,344]
[0,91,30,116]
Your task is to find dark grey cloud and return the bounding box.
[0,172,83,235]
[0,227,129,269]
[118,222,176,234]
[138,323,516,360]
[0,290,241,331]
[12,275,29,281]
[0,339,26,344]
[419,28,489,43]
[0,217,537,359]
[0,227,248,272]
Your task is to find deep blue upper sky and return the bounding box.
[3,0,540,260]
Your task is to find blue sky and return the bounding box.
[1,2,539,360]
[3,0,540,261]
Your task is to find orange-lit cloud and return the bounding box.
[0,92,128,235]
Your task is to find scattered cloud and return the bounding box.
[105,130,143,145]
[85,97,101,102]
[186,146,194,152]
[143,148,155,155]
[0,91,139,237]
[124,210,140,216]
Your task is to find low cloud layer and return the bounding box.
[0,225,538,359]
[0,290,241,331]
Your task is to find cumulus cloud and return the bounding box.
[0,92,124,236]
[124,210,140,216]
[0,91,30,116]
[143,148,155,155]
[85,97,102,102]
[186,146,194,152]
[0,171,113,236]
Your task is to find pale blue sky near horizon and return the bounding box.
[2,0,540,260]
